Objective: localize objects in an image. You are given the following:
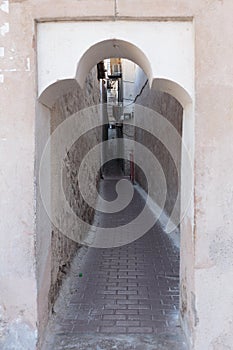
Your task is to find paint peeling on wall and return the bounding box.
[26,57,30,71]
[0,23,9,36]
[0,68,17,72]
[191,292,199,327]
[0,47,4,57]
[0,65,32,73]
[0,0,9,14]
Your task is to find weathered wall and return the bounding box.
[134,68,183,220]
[36,67,101,346]
[1,1,233,349]
[49,67,100,306]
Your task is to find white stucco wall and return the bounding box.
[37,21,194,101]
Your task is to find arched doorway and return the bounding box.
[36,21,194,348]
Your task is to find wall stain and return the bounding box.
[191,292,199,327]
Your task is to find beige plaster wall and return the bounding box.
[1,1,233,349]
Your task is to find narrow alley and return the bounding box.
[42,159,187,349]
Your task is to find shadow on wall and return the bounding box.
[134,70,183,225]
[48,67,101,309]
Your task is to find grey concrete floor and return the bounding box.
[42,174,187,350]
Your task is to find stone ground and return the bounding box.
[42,161,187,349]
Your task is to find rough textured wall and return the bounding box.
[49,67,101,308]
[134,70,183,220]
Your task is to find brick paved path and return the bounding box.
[43,176,187,349]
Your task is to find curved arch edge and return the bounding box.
[38,79,79,109]
[76,39,153,88]
[151,78,193,108]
